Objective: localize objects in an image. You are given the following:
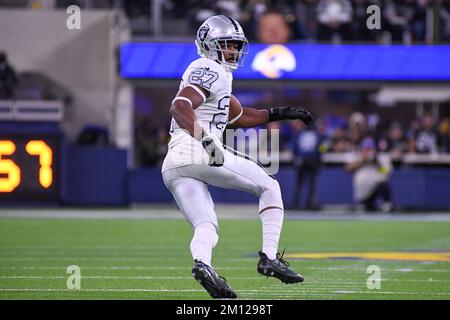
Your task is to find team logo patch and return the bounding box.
[283,251,450,262]
[251,44,296,79]
[198,24,209,42]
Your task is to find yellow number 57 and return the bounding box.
[0,140,53,192]
[0,141,21,192]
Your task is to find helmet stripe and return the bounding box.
[225,15,239,32]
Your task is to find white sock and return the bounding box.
[260,207,283,261]
[190,223,218,267]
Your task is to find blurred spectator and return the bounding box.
[323,113,347,136]
[0,51,18,99]
[346,136,394,212]
[295,0,320,40]
[317,0,354,42]
[405,117,420,150]
[188,0,246,36]
[437,118,450,153]
[189,2,220,33]
[348,111,367,148]
[215,0,242,19]
[135,123,169,167]
[438,1,450,41]
[411,0,429,42]
[331,126,352,152]
[257,9,293,44]
[378,122,407,163]
[76,125,110,146]
[290,121,325,210]
[409,114,439,154]
[383,0,414,43]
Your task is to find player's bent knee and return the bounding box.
[259,179,283,211]
[261,178,281,196]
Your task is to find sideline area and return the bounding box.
[1,205,450,222]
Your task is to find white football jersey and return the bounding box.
[162,57,233,172]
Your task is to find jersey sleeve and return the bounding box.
[183,59,227,99]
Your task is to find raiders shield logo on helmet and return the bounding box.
[198,24,209,42]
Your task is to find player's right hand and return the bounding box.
[201,135,225,167]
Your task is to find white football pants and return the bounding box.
[162,146,284,230]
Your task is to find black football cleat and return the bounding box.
[257,250,304,284]
[192,260,237,299]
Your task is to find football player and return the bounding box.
[161,15,314,299]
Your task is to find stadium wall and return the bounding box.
[59,147,450,209]
[126,166,450,210]
[0,9,132,148]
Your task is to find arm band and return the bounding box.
[185,84,207,103]
[172,96,193,107]
[228,107,243,125]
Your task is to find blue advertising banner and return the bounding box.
[120,42,450,81]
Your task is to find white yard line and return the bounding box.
[2,256,450,268]
[1,266,449,272]
[0,288,204,293]
[0,275,450,284]
[304,277,450,282]
[0,288,449,297]
[1,275,450,283]
[0,257,193,261]
[0,275,263,280]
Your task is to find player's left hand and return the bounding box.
[268,106,314,125]
[283,106,314,125]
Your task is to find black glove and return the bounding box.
[201,135,224,167]
[267,106,314,125]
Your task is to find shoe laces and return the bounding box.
[276,248,290,267]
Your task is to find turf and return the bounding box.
[0,217,449,300]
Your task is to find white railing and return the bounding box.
[279,151,450,165]
[0,100,64,122]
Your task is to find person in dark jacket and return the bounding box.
[291,121,324,210]
[0,51,18,99]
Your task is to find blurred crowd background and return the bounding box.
[1,1,449,209]
[1,0,450,168]
[155,0,450,44]
[1,0,450,42]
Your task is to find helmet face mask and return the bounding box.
[195,15,249,72]
[214,39,249,70]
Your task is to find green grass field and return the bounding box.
[0,215,449,300]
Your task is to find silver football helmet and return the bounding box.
[195,15,249,72]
